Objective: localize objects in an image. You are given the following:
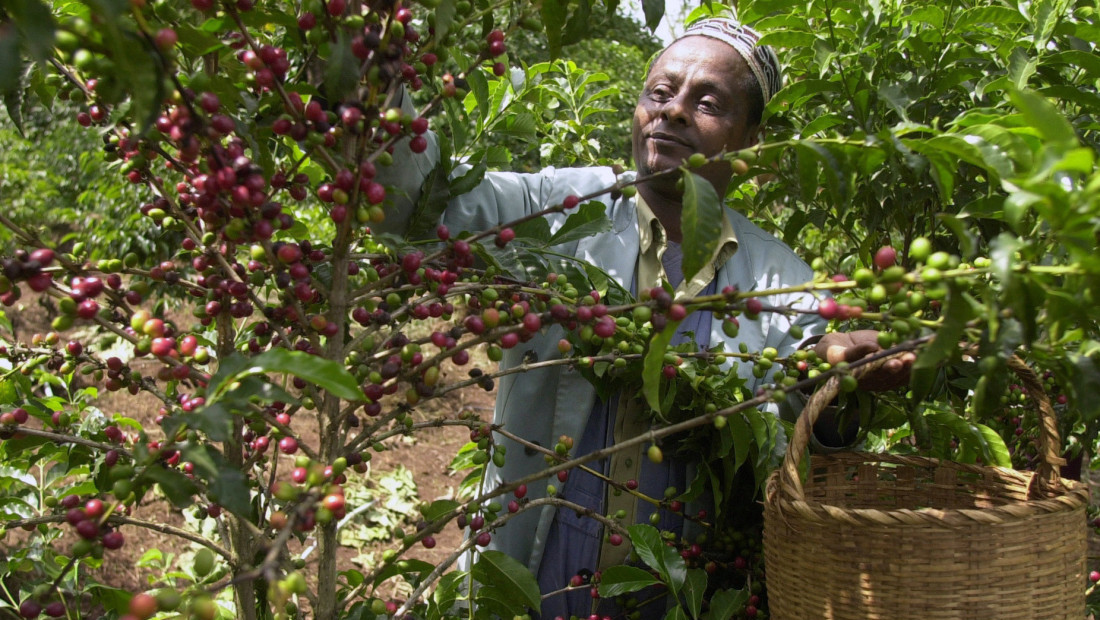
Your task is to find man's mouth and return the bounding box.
[647,131,691,149]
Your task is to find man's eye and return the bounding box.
[699,98,720,112]
[649,87,672,101]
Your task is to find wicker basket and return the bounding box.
[763,353,1091,620]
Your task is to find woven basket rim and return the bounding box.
[774,349,1070,502]
[765,462,1091,528]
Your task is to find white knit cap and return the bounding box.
[680,18,783,105]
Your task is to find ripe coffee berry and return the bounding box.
[102,530,125,550]
[495,228,515,248]
[562,194,580,210]
[19,600,42,619]
[874,245,897,270]
[744,298,763,316]
[278,437,299,454]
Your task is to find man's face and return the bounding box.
[631,36,760,196]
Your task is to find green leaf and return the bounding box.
[107,31,163,133]
[421,499,460,522]
[0,497,35,519]
[627,524,685,593]
[208,467,251,518]
[341,568,365,588]
[1007,47,1037,90]
[142,466,198,509]
[370,558,434,587]
[955,5,1026,30]
[728,413,752,472]
[757,30,818,48]
[216,349,363,401]
[181,444,251,517]
[705,588,748,620]
[1045,50,1100,81]
[450,161,488,197]
[512,216,551,243]
[976,423,1011,467]
[643,324,679,414]
[547,202,613,247]
[492,112,537,137]
[433,0,457,43]
[540,0,567,58]
[989,232,1021,286]
[664,605,689,620]
[903,6,944,29]
[6,0,56,65]
[682,568,707,618]
[325,32,361,104]
[0,379,18,405]
[466,63,490,121]
[597,565,661,598]
[428,572,465,620]
[4,81,25,137]
[793,141,845,203]
[471,550,541,615]
[1030,0,1059,48]
[164,403,233,443]
[799,113,844,138]
[86,584,130,614]
[562,0,592,46]
[680,171,722,282]
[1008,89,1076,146]
[641,0,663,31]
[914,283,971,375]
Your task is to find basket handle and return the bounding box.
[776,345,1066,502]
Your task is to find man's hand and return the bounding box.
[814,330,914,391]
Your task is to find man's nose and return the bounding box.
[659,93,689,124]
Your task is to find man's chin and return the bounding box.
[638,156,684,180]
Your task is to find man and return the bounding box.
[378,16,907,619]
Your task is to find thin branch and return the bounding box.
[5,514,234,564]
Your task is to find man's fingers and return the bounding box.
[844,343,880,362]
[858,352,916,391]
[825,345,847,365]
[825,342,880,364]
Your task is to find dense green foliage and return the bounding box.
[0,0,1097,618]
[0,104,174,260]
[733,0,1100,463]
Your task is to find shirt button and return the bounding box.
[624,458,633,467]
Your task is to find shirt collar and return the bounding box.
[635,194,740,264]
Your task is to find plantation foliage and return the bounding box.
[0,0,1098,618]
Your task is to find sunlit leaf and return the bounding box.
[597,565,661,597]
[680,171,722,282]
[471,551,541,614]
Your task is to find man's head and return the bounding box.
[631,18,781,198]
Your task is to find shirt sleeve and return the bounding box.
[370,88,613,240]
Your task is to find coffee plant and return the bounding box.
[0,0,1098,618]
